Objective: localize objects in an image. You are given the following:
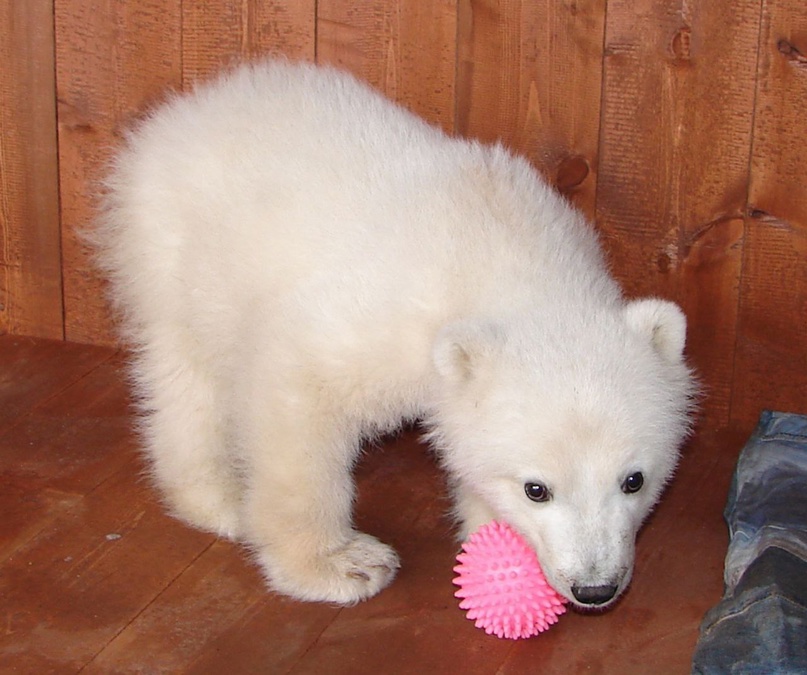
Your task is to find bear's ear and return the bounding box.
[624,298,687,364]
[433,320,505,384]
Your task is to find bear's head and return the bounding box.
[428,298,696,609]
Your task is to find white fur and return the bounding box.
[92,60,696,607]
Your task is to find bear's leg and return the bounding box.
[135,337,243,539]
[239,402,400,604]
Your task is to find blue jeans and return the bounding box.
[692,411,807,674]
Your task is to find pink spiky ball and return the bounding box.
[453,520,567,639]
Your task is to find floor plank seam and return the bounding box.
[76,535,220,673]
[0,344,120,438]
[282,607,345,675]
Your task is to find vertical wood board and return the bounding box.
[733,0,807,426]
[54,0,183,345]
[597,0,763,425]
[456,0,607,217]
[317,0,458,133]
[733,220,807,425]
[182,0,315,86]
[0,0,63,338]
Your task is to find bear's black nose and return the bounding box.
[571,584,618,605]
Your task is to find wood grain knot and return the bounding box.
[746,207,790,228]
[656,252,672,274]
[555,155,590,191]
[57,98,94,133]
[670,27,692,62]
[777,39,807,68]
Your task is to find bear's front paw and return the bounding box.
[330,533,401,599]
[259,531,400,605]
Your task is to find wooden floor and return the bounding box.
[0,335,749,674]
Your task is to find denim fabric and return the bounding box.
[692,411,807,674]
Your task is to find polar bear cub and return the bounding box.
[94,60,695,608]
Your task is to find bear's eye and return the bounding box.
[622,472,644,494]
[524,482,551,503]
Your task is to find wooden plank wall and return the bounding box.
[0,1,63,339]
[1,0,806,433]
